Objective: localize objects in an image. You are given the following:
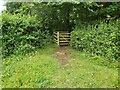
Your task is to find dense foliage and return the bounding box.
[2,12,52,57]
[70,20,120,61]
[1,2,119,88]
[2,2,120,59]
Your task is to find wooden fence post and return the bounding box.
[57,32,59,46]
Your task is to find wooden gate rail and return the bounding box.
[54,31,70,46]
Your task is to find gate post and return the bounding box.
[57,32,59,46]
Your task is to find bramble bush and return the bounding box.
[2,12,52,58]
[70,20,120,61]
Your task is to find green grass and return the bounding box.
[2,45,118,88]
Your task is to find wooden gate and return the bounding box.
[54,31,70,46]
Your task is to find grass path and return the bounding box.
[54,46,74,65]
[2,45,118,88]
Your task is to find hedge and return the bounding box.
[70,20,120,61]
[2,12,52,58]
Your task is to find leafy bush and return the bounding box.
[2,12,52,58]
[70,19,119,61]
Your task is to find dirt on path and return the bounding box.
[54,46,74,65]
